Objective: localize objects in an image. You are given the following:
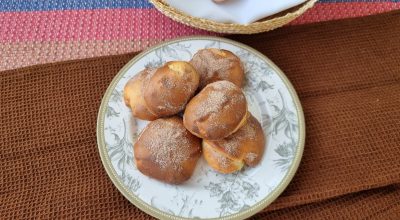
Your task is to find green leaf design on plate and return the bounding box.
[110,89,122,103]
[274,142,296,172]
[204,173,260,217]
[271,90,298,141]
[106,105,119,118]
[107,119,135,180]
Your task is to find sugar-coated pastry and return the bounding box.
[124,69,159,121]
[202,114,265,174]
[134,117,202,184]
[190,48,244,88]
[183,80,248,140]
[143,61,200,117]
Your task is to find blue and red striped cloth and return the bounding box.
[1,0,399,71]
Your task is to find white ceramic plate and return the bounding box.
[97,36,305,220]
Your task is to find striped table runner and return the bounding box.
[1,0,399,71]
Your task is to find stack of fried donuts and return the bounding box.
[124,48,266,184]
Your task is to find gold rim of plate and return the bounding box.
[149,0,318,34]
[96,36,306,220]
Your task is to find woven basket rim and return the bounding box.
[149,0,318,34]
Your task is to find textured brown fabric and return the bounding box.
[252,184,400,220]
[1,11,400,219]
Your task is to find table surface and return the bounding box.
[1,0,399,71]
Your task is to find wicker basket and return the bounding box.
[149,0,318,34]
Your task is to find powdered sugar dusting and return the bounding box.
[223,140,240,156]
[209,147,229,169]
[159,64,198,111]
[191,49,236,87]
[242,120,256,138]
[145,65,197,112]
[246,152,258,163]
[217,117,257,156]
[194,81,244,122]
[211,80,237,91]
[160,76,176,90]
[142,119,192,171]
[196,90,227,118]
[141,68,157,95]
[156,100,177,111]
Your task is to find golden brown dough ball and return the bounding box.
[134,117,202,184]
[124,69,159,121]
[203,114,265,174]
[190,48,244,89]
[143,61,200,117]
[183,80,248,140]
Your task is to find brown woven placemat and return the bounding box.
[1,11,400,219]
